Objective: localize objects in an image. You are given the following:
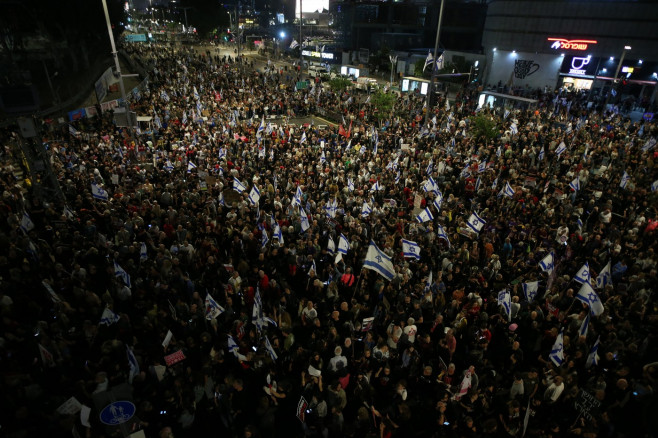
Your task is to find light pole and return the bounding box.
[605,45,630,109]
[299,0,303,68]
[389,55,398,87]
[424,0,446,127]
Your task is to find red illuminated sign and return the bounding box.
[548,38,598,51]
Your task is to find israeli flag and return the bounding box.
[466,212,486,234]
[308,259,317,275]
[576,282,604,316]
[257,117,265,135]
[652,180,658,192]
[182,110,188,125]
[126,345,139,384]
[538,146,545,161]
[424,176,439,194]
[233,177,246,194]
[503,182,515,199]
[218,192,226,207]
[492,178,498,190]
[338,233,350,255]
[264,336,278,361]
[497,289,512,321]
[140,242,148,261]
[364,240,396,280]
[63,206,76,221]
[539,252,555,275]
[248,185,261,206]
[475,176,482,192]
[522,281,539,302]
[578,312,590,337]
[478,161,486,173]
[577,217,583,230]
[261,230,269,248]
[161,90,170,102]
[347,178,355,192]
[619,171,630,189]
[193,86,199,100]
[402,239,421,261]
[496,146,502,158]
[164,160,174,172]
[569,176,580,192]
[252,288,264,332]
[437,224,451,247]
[642,137,656,152]
[416,207,434,223]
[555,141,567,158]
[91,183,109,201]
[327,237,336,255]
[114,261,131,288]
[371,180,382,192]
[426,160,433,175]
[326,198,338,218]
[20,212,35,233]
[433,192,443,212]
[504,109,510,119]
[187,161,197,173]
[292,186,304,207]
[218,148,227,160]
[100,307,120,326]
[549,329,565,366]
[586,337,600,368]
[274,224,284,244]
[510,123,518,135]
[205,293,225,320]
[300,208,310,232]
[596,260,612,289]
[573,262,590,284]
[361,202,372,217]
[320,150,326,165]
[227,334,244,359]
[300,131,307,144]
[395,172,401,185]
[289,39,299,49]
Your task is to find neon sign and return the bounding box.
[548,38,597,51]
[302,50,334,60]
[569,56,591,75]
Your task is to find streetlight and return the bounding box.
[605,45,631,108]
[389,55,398,86]
[424,0,446,127]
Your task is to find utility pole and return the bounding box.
[424,0,446,127]
[235,2,241,71]
[604,45,631,110]
[299,0,303,68]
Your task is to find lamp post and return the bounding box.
[424,0,446,127]
[299,0,303,68]
[389,55,398,87]
[605,45,631,109]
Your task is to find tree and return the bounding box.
[471,114,499,141]
[328,78,353,93]
[414,59,429,78]
[371,91,397,123]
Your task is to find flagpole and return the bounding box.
[424,0,446,127]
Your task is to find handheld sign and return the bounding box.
[99,401,136,426]
[574,390,601,421]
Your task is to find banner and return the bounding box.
[164,350,186,366]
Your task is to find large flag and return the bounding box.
[289,39,299,49]
[100,307,120,326]
[361,201,372,217]
[338,234,350,255]
[264,336,278,361]
[227,334,246,360]
[347,178,355,192]
[619,171,630,189]
[416,207,434,223]
[549,329,565,366]
[233,177,246,194]
[248,185,261,206]
[261,230,269,248]
[187,161,197,173]
[595,260,612,289]
[300,208,310,232]
[205,293,225,320]
[370,180,382,192]
[436,224,451,247]
[126,345,139,384]
[424,176,439,194]
[300,131,307,144]
[402,239,421,261]
[539,252,555,275]
[573,262,590,284]
[575,282,605,316]
[503,181,515,199]
[292,186,304,207]
[522,281,539,302]
[114,261,131,288]
[364,240,396,280]
[20,212,35,233]
[91,183,109,201]
[586,337,600,368]
[497,289,512,321]
[432,192,443,212]
[466,212,486,234]
[578,312,590,337]
[327,236,336,255]
[555,141,567,158]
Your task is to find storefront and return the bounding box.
[558,54,600,90]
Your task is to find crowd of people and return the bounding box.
[1,41,657,438]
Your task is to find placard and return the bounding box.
[574,390,601,420]
[164,350,186,367]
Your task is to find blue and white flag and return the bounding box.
[619,171,630,189]
[300,131,307,144]
[361,201,372,217]
[114,261,131,288]
[91,183,109,201]
[227,334,244,359]
[233,177,246,194]
[248,185,261,206]
[424,176,439,194]
[100,307,120,326]
[205,293,224,319]
[218,192,226,207]
[425,271,433,292]
[395,172,401,185]
[252,288,264,332]
[69,125,79,136]
[504,109,510,119]
[569,176,580,192]
[595,260,612,289]
[586,337,600,368]
[510,123,518,135]
[538,146,545,161]
[218,148,227,160]
[20,212,35,233]
[261,230,269,248]
[320,150,326,164]
[325,198,338,219]
[371,180,382,192]
[257,117,265,135]
[402,239,421,261]
[364,240,396,280]
[432,192,443,212]
[652,180,658,192]
[576,282,604,316]
[555,141,567,158]
[126,345,139,384]
[264,336,278,361]
[426,160,433,175]
[140,242,148,261]
[63,205,76,221]
[503,182,515,199]
[475,176,482,192]
[193,86,199,100]
[347,178,355,192]
[578,312,590,338]
[496,146,502,158]
[549,329,565,366]
[292,186,303,207]
[327,236,335,255]
[539,252,555,275]
[497,289,512,321]
[289,39,299,49]
[642,137,656,152]
[338,234,350,255]
[416,207,434,223]
[308,259,317,276]
[491,178,498,190]
[478,161,487,173]
[274,224,284,244]
[164,160,174,172]
[187,161,197,172]
[182,110,188,125]
[437,224,451,247]
[522,281,539,302]
[573,262,590,284]
[300,208,310,232]
[466,212,486,234]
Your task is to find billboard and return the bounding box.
[295,0,328,14]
